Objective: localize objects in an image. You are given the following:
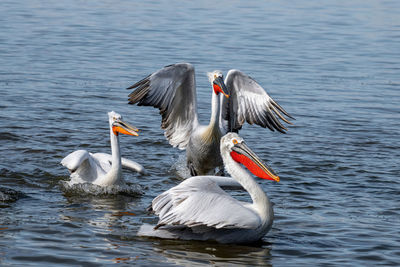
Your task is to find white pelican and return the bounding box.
[138,132,279,244]
[61,111,145,187]
[127,63,293,176]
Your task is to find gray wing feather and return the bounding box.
[221,69,293,134]
[128,63,198,149]
[151,176,260,230]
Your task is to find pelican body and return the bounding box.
[128,63,292,176]
[138,132,280,244]
[61,111,145,187]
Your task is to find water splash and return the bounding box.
[0,187,25,202]
[170,154,191,179]
[59,181,144,197]
[170,154,226,179]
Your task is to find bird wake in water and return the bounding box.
[59,181,144,197]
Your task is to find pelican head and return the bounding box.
[221,133,280,182]
[207,70,229,98]
[108,111,139,136]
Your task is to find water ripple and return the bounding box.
[0,0,399,266]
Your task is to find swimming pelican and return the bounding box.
[127,63,293,176]
[61,111,145,186]
[138,132,279,244]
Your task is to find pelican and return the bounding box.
[61,111,145,187]
[138,132,279,244]
[127,63,293,176]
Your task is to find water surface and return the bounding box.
[1,0,399,266]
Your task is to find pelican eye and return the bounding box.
[232,139,238,145]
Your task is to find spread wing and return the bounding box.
[61,150,105,183]
[220,69,294,134]
[151,176,261,230]
[127,63,199,149]
[61,150,90,172]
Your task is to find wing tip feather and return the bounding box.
[126,74,151,90]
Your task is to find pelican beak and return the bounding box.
[213,76,229,98]
[112,119,139,136]
[230,142,280,182]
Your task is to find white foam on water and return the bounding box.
[59,181,144,196]
[170,154,191,179]
[0,187,25,202]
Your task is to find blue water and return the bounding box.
[1,0,399,266]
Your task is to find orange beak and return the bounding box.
[112,120,139,136]
[230,142,280,182]
[213,76,229,98]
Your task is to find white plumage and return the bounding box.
[61,111,145,187]
[138,133,280,244]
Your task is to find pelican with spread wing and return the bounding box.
[127,63,293,176]
[138,132,279,244]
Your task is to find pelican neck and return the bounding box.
[209,91,221,128]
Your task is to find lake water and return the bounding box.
[1,0,399,266]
